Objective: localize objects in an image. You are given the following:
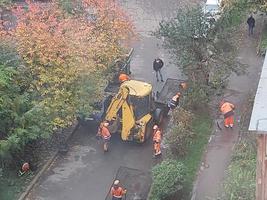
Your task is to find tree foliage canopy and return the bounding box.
[154,6,246,107]
[0,0,135,159]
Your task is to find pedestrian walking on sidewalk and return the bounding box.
[220,100,235,128]
[153,58,164,82]
[110,180,127,200]
[247,15,255,36]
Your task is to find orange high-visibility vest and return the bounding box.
[111,187,125,198]
[100,126,111,140]
[220,102,234,114]
[153,130,161,143]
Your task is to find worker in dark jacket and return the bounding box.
[247,15,255,36]
[153,58,164,82]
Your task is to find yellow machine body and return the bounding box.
[104,80,153,143]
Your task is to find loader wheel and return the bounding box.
[153,108,164,125]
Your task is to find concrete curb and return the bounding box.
[18,121,80,200]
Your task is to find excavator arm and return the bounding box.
[104,86,135,141]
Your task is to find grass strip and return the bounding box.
[181,113,212,196]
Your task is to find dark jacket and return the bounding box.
[247,16,255,28]
[153,58,164,71]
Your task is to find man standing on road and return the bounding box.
[110,180,127,200]
[220,100,235,128]
[247,15,255,36]
[153,125,162,157]
[97,121,111,152]
[153,58,164,82]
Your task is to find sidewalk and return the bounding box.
[192,15,264,200]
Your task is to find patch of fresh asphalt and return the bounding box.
[26,0,200,200]
[192,15,264,200]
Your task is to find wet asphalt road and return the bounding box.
[26,1,199,200]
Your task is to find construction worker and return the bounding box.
[168,92,181,111]
[19,162,30,176]
[220,100,235,128]
[97,121,111,152]
[153,125,162,157]
[118,73,130,83]
[110,180,127,200]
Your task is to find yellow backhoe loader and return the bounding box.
[103,79,159,143]
[78,78,184,143]
[91,78,186,143]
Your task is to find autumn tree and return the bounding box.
[0,0,135,157]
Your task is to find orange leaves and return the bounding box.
[10,0,136,85]
[0,0,135,128]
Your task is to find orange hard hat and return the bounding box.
[119,73,130,83]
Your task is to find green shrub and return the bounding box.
[219,0,249,31]
[165,108,195,157]
[170,107,194,130]
[223,137,256,200]
[258,23,267,56]
[149,159,186,200]
[166,124,195,158]
[182,83,209,110]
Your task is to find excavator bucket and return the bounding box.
[105,167,152,200]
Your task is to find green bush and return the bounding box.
[223,137,256,200]
[219,0,249,31]
[149,159,186,200]
[165,108,195,157]
[258,23,267,56]
[166,124,195,158]
[170,107,194,130]
[182,83,209,110]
